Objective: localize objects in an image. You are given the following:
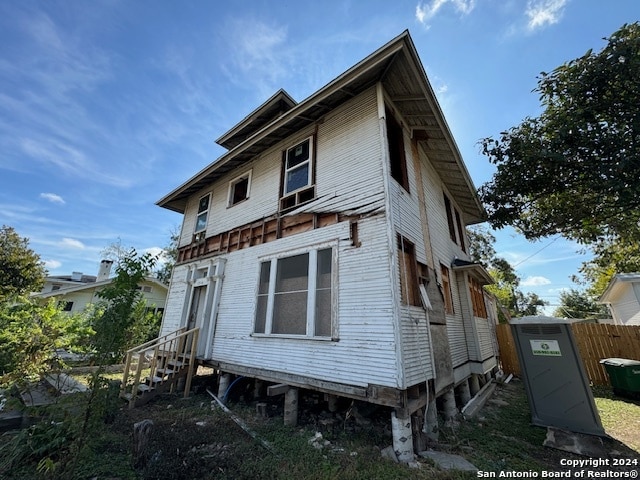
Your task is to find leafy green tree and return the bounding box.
[479,22,640,245]
[468,226,547,321]
[553,288,609,320]
[0,299,93,387]
[156,227,180,284]
[0,225,46,301]
[90,249,157,362]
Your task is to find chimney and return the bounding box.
[97,259,113,282]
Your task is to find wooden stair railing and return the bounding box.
[120,327,200,408]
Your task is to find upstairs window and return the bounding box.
[386,107,409,192]
[195,193,210,234]
[454,210,467,253]
[443,194,456,243]
[254,247,333,338]
[228,171,251,207]
[280,137,315,210]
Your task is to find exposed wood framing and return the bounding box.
[177,212,359,264]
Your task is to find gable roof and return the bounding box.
[33,276,168,300]
[157,30,485,224]
[599,273,640,303]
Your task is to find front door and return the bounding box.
[187,285,208,356]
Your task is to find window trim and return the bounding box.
[253,244,335,339]
[194,193,211,235]
[440,264,454,315]
[227,170,252,207]
[279,136,316,211]
[398,235,420,307]
[283,136,313,196]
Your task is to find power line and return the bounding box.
[513,235,561,268]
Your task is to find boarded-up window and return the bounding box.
[398,236,420,306]
[441,264,454,315]
[254,248,333,337]
[469,276,487,318]
[386,107,409,192]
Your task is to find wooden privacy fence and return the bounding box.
[495,323,640,386]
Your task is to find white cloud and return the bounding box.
[59,237,85,249]
[44,259,62,270]
[521,276,552,286]
[416,0,476,27]
[40,192,65,204]
[525,0,568,32]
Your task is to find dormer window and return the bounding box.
[280,137,315,210]
[228,171,251,207]
[195,193,210,234]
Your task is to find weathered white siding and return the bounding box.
[414,148,470,368]
[611,284,640,325]
[212,216,401,388]
[178,87,384,248]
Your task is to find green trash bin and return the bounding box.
[599,358,640,398]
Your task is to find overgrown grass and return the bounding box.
[592,385,640,452]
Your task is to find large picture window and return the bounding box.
[254,247,333,338]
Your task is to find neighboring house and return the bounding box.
[33,260,168,317]
[156,31,498,457]
[599,273,640,325]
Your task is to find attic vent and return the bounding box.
[142,286,152,293]
[520,325,563,336]
[521,325,541,335]
[540,325,562,335]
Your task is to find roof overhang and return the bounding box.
[452,259,494,285]
[157,31,486,224]
[598,273,640,303]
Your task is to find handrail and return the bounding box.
[120,327,200,406]
[125,327,187,355]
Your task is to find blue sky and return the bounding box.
[0,0,637,312]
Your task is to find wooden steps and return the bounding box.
[120,328,199,408]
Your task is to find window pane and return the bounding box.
[258,262,271,294]
[287,140,310,168]
[276,253,309,293]
[198,195,209,213]
[316,248,332,288]
[195,212,207,232]
[254,296,267,333]
[315,289,332,337]
[285,164,310,193]
[272,292,307,334]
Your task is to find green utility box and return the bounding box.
[600,358,640,398]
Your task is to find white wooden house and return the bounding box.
[33,260,168,317]
[599,273,640,325]
[155,31,498,458]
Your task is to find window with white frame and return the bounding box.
[280,137,315,210]
[228,171,251,206]
[254,247,333,337]
[195,193,210,234]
